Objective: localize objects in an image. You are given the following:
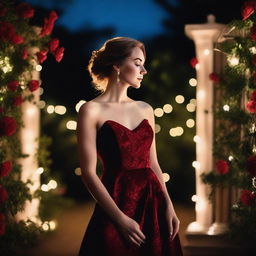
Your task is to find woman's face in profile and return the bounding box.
[118,46,147,89]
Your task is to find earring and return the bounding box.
[117,70,120,83]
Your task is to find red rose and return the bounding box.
[209,72,220,83]
[16,2,34,19]
[21,48,28,59]
[216,160,229,174]
[13,95,23,106]
[0,116,17,136]
[40,11,58,37]
[0,4,7,17]
[7,80,19,91]
[49,38,59,53]
[240,190,256,206]
[28,80,40,92]
[190,57,198,68]
[0,161,12,177]
[242,1,256,20]
[54,47,64,62]
[10,33,24,45]
[251,25,256,41]
[41,49,49,55]
[246,100,256,113]
[0,187,7,203]
[36,51,48,63]
[0,213,5,236]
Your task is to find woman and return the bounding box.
[77,37,183,256]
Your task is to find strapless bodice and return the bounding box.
[96,119,153,172]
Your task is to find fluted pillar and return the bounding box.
[16,47,41,223]
[185,15,226,233]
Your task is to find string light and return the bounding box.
[39,87,44,95]
[48,180,57,189]
[36,167,44,174]
[49,220,57,230]
[186,103,196,112]
[163,104,173,113]
[38,100,46,109]
[66,120,77,130]
[155,123,161,133]
[42,222,50,231]
[76,100,86,112]
[41,220,57,231]
[193,135,200,143]
[253,177,256,188]
[41,184,49,192]
[228,155,233,161]
[74,167,82,176]
[186,119,195,128]
[250,47,256,54]
[36,64,42,71]
[175,95,185,104]
[223,104,230,111]
[189,78,197,87]
[154,108,164,117]
[47,105,54,114]
[228,55,239,66]
[169,127,184,137]
[55,105,66,115]
[191,195,198,202]
[192,161,200,169]
[190,99,196,105]
[0,56,13,73]
[162,173,170,182]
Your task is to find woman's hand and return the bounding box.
[116,214,146,248]
[166,205,180,240]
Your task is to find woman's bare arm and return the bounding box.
[77,102,125,223]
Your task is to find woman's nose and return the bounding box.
[141,67,147,75]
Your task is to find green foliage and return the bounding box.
[201,4,256,247]
[0,219,43,256]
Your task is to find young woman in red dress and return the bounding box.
[77,37,183,256]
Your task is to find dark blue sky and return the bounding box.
[26,0,172,43]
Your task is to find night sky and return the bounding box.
[25,0,172,47]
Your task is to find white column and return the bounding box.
[16,48,41,223]
[185,15,226,233]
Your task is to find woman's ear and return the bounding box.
[113,65,119,72]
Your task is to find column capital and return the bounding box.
[185,15,226,43]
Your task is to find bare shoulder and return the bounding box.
[78,100,101,122]
[136,100,153,113]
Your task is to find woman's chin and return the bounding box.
[130,82,141,89]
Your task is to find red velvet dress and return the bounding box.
[78,118,183,256]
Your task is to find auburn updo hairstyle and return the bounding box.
[87,37,146,92]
